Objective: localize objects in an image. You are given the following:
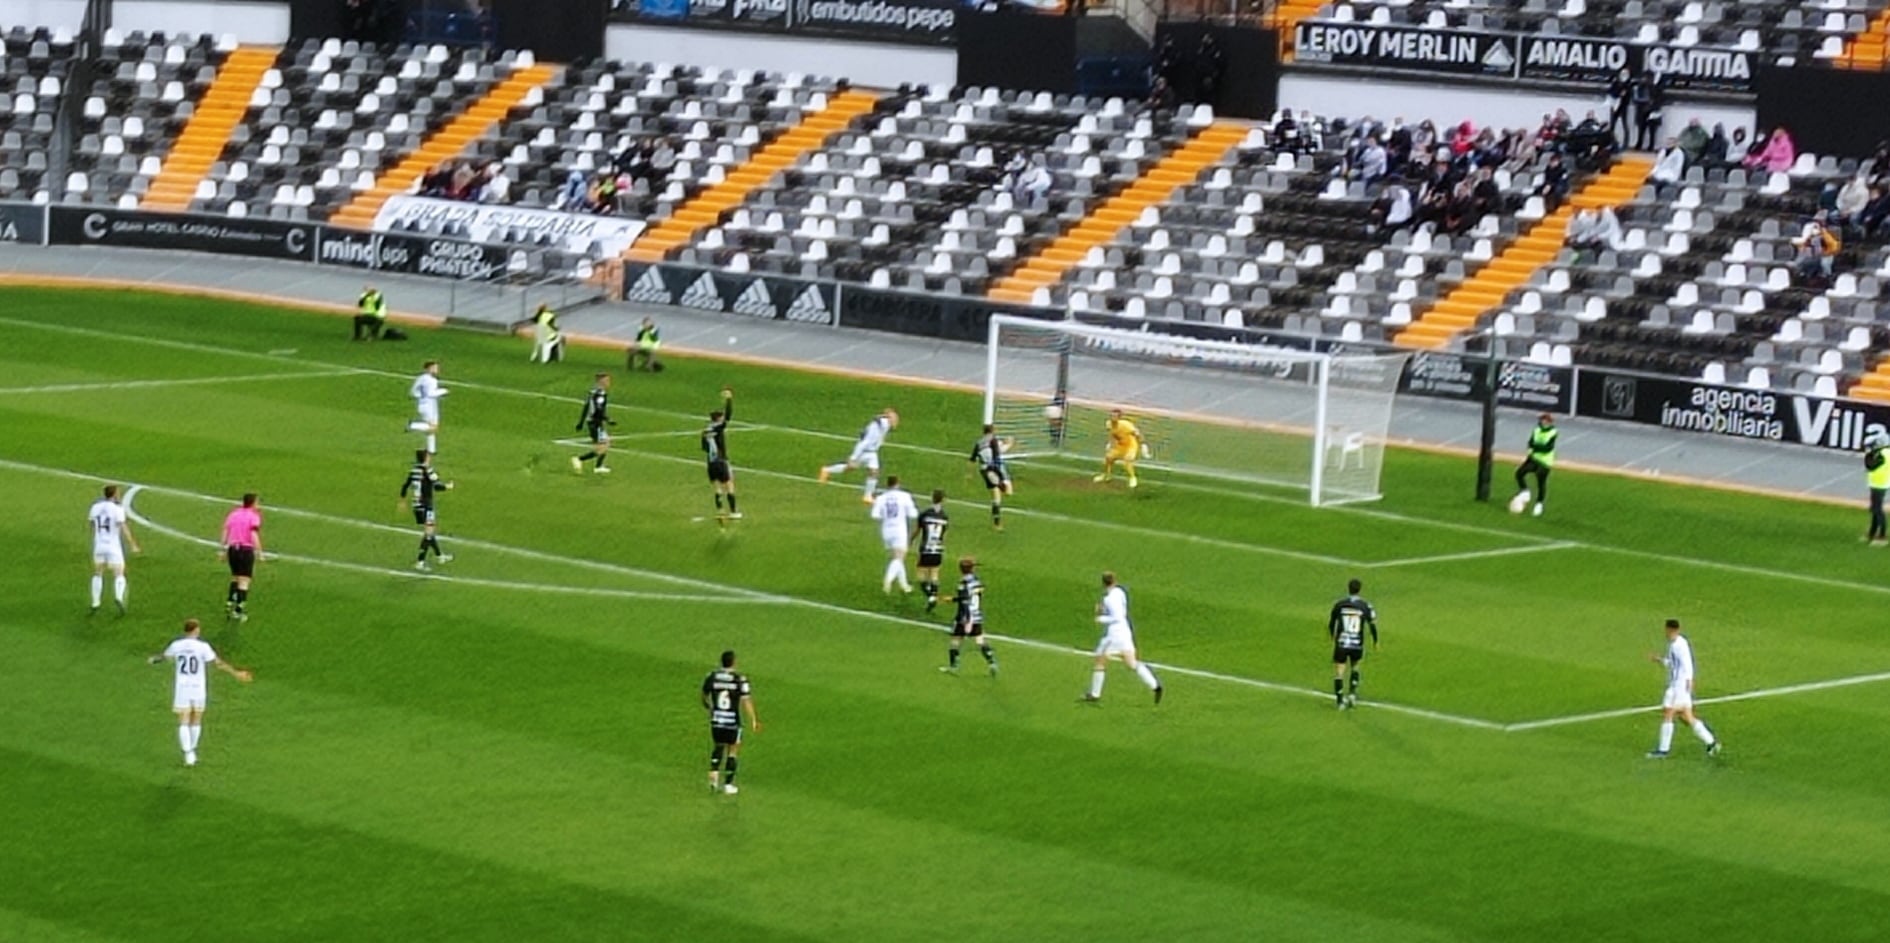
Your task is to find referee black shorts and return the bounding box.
[226,546,257,578]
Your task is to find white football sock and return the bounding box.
[822,463,848,475]
[407,420,428,432]
[1690,719,1715,744]
[188,724,202,751]
[863,476,878,497]
[1088,669,1106,698]
[177,724,191,754]
[1657,720,1675,752]
[425,433,437,453]
[883,559,903,590]
[90,575,102,607]
[1135,663,1160,690]
[114,575,127,604]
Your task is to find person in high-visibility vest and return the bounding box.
[1511,413,1558,517]
[629,317,663,372]
[529,304,563,364]
[1866,431,1889,545]
[353,286,387,341]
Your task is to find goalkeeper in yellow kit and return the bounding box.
[1094,409,1148,489]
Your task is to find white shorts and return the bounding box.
[881,527,909,553]
[849,447,881,471]
[416,401,440,424]
[1661,685,1692,711]
[173,687,206,712]
[1093,625,1137,658]
[93,545,124,567]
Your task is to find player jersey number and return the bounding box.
[715,690,733,710]
[1341,612,1362,634]
[92,515,113,535]
[178,655,201,675]
[966,588,983,618]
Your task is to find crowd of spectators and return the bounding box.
[418,160,510,203]
[549,137,680,216]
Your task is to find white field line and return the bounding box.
[0,369,366,395]
[1362,542,1581,570]
[120,486,766,606]
[550,431,705,446]
[544,437,1366,568]
[1503,670,1890,732]
[9,456,1501,731]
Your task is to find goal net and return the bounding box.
[982,315,1410,506]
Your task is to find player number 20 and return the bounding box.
[179,656,201,675]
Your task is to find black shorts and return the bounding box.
[952,620,984,638]
[981,466,1009,490]
[587,424,610,446]
[412,505,436,527]
[710,725,741,746]
[1333,646,1364,666]
[917,552,944,569]
[226,546,256,578]
[707,459,732,483]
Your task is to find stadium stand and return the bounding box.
[4,26,75,203]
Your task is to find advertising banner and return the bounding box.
[1293,23,1519,78]
[613,0,960,45]
[373,197,646,256]
[840,285,1055,343]
[622,262,839,326]
[1295,22,1755,93]
[1575,369,1890,453]
[0,202,46,246]
[316,228,512,281]
[48,207,316,261]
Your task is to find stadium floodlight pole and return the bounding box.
[1475,327,1500,503]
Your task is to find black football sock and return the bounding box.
[426,536,443,557]
[714,493,724,510]
[980,644,996,665]
[1333,677,1344,704]
[948,646,961,668]
[710,745,724,772]
[595,455,608,470]
[723,756,738,785]
[727,494,738,513]
[1350,669,1361,695]
[992,502,1002,524]
[416,538,428,562]
[226,581,238,604]
[578,451,596,465]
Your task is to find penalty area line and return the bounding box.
[0,369,366,395]
[1362,541,1581,570]
[1503,670,1890,732]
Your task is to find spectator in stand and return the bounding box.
[1566,111,1614,169]
[1385,117,1413,176]
[1006,153,1052,207]
[1536,152,1570,212]
[1631,72,1665,150]
[1607,69,1635,148]
[1410,119,1438,159]
[648,138,677,178]
[1470,166,1502,219]
[1345,134,1388,184]
[1153,37,1181,97]
[1836,175,1871,232]
[1195,34,1224,108]
[1146,76,1177,112]
[1702,123,1731,170]
[1733,128,1760,167]
[1566,207,1624,260]
[1447,120,1477,158]
[1416,158,1455,227]
[1274,109,1309,154]
[448,163,476,200]
[1859,182,1890,236]
[419,162,454,198]
[1677,118,1709,166]
[1442,179,1479,235]
[1745,127,1796,175]
[479,162,510,204]
[1502,127,1540,172]
[590,173,620,215]
[556,169,588,212]
[1791,216,1841,288]
[1651,137,1687,197]
[1366,183,1414,236]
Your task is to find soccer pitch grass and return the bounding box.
[2,287,1888,942]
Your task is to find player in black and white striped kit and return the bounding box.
[941,557,998,676]
[969,424,1014,529]
[399,449,454,571]
[570,373,616,474]
[703,387,740,520]
[914,489,949,611]
[702,650,760,795]
[1329,578,1379,709]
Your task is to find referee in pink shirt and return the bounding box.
[219,493,263,621]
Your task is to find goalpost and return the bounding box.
[982,315,1411,507]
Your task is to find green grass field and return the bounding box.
[3,287,1887,942]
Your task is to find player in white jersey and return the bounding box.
[1082,571,1163,704]
[869,475,919,594]
[819,408,899,503]
[407,360,448,453]
[148,618,252,766]
[87,484,140,615]
[1645,618,1721,758]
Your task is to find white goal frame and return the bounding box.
[981,315,1408,507]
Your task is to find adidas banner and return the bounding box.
[622,262,839,327]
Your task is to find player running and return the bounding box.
[703,650,760,794]
[400,449,455,571]
[1094,409,1148,489]
[941,557,998,676]
[819,408,899,503]
[914,490,950,611]
[87,484,140,615]
[1081,571,1163,704]
[1646,618,1723,759]
[148,618,252,767]
[969,424,1014,529]
[869,475,919,594]
[1329,578,1380,709]
[407,361,447,453]
[704,387,740,521]
[571,373,616,474]
[219,493,263,622]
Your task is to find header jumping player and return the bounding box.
[969,424,1014,529]
[1094,409,1147,490]
[819,408,898,503]
[703,387,740,521]
[87,484,140,615]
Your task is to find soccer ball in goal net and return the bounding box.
[982,315,1411,507]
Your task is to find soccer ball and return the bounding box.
[1507,492,1531,514]
[1043,404,1064,421]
